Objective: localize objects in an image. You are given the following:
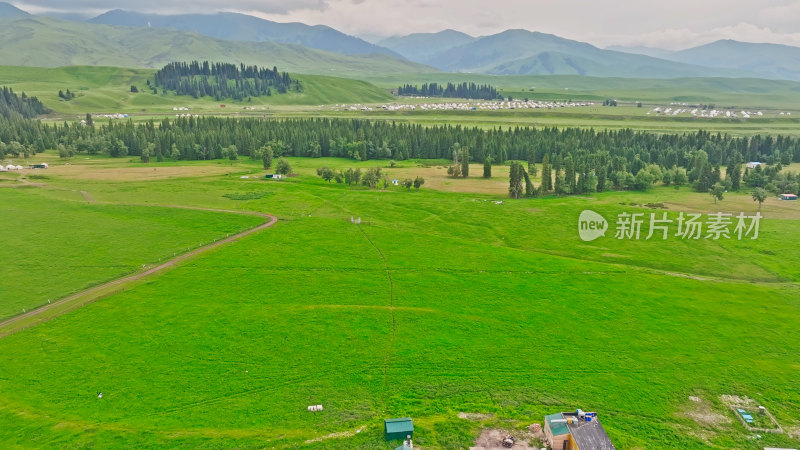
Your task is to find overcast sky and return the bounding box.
[13,0,800,49]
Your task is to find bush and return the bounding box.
[275,157,291,175]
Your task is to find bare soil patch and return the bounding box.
[681,397,731,428]
[304,426,365,443]
[45,165,238,181]
[472,428,539,450]
[458,412,495,421]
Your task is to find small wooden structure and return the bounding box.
[779,193,798,201]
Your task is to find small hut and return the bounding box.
[384,417,413,441]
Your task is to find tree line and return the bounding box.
[1,114,799,193]
[0,87,49,119]
[396,82,501,100]
[152,61,301,100]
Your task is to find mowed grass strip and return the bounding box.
[0,188,263,318]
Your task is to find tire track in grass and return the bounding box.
[355,223,395,412]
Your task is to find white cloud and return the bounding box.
[595,23,800,51]
[757,0,800,32]
[13,0,328,15]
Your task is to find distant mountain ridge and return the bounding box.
[387,29,745,79]
[0,2,28,19]
[2,1,800,82]
[88,9,402,58]
[609,39,800,81]
[667,40,800,81]
[377,30,476,63]
[0,16,438,77]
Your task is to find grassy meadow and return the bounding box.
[3,65,800,137]
[0,153,798,448]
[0,65,392,117]
[0,184,263,320]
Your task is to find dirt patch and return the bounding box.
[80,190,95,203]
[45,165,239,181]
[304,426,365,443]
[682,398,731,428]
[601,253,630,258]
[458,412,494,421]
[472,428,538,450]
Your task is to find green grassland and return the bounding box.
[0,154,798,448]
[4,65,800,137]
[0,184,263,320]
[0,65,393,116]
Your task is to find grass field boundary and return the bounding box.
[356,223,397,412]
[0,209,277,338]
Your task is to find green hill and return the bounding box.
[0,17,437,78]
[89,9,402,58]
[0,65,393,114]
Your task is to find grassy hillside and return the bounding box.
[89,10,401,58]
[0,65,393,114]
[0,155,798,448]
[668,40,800,82]
[0,17,436,78]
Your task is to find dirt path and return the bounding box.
[80,190,95,203]
[0,210,277,338]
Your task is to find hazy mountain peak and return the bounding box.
[0,1,29,19]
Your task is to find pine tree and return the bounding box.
[508,162,523,199]
[541,154,552,192]
[460,146,470,177]
[483,157,492,178]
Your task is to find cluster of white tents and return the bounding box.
[337,100,594,113]
[0,164,24,171]
[649,106,764,119]
[0,162,47,171]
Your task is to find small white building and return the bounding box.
[746,162,762,169]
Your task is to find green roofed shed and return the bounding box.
[384,417,413,441]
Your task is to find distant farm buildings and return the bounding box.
[780,193,798,201]
[544,409,615,450]
[747,162,763,169]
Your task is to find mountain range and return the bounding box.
[1,2,800,82]
[0,16,435,77]
[88,10,402,58]
[379,29,739,78]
